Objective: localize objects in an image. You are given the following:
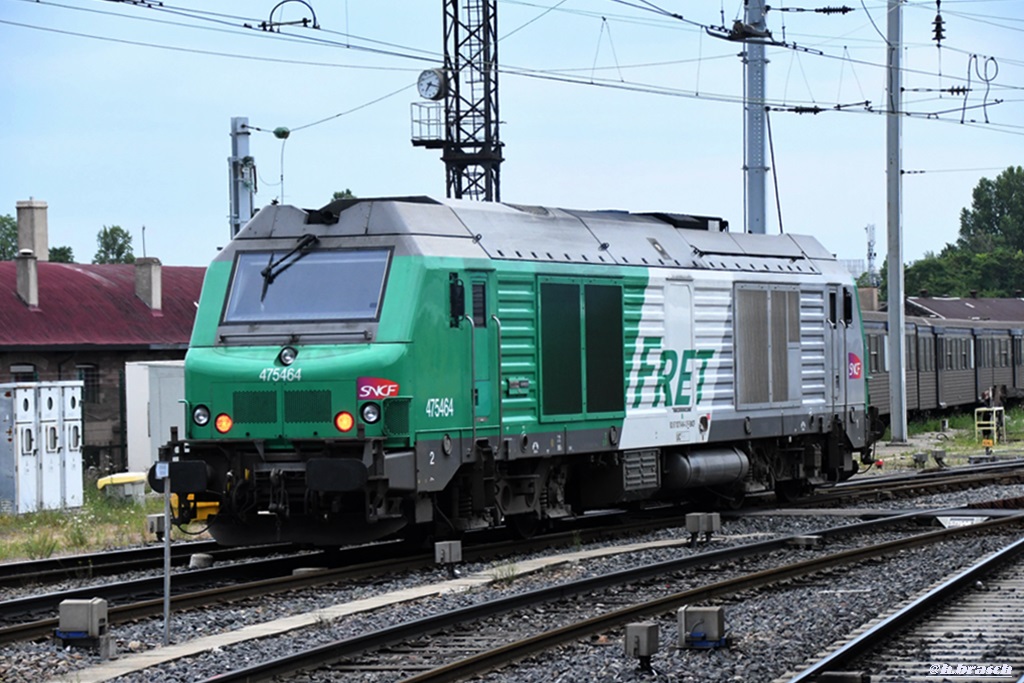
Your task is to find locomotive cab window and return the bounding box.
[222,248,391,323]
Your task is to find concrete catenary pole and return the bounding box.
[886,0,909,442]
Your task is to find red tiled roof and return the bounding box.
[0,262,206,348]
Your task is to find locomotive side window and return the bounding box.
[842,288,854,326]
[472,282,487,327]
[222,248,391,323]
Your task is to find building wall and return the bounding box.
[0,348,186,471]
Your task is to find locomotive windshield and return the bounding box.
[222,248,391,323]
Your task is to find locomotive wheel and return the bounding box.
[774,479,808,503]
[506,512,541,539]
[721,490,745,510]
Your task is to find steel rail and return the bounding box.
[0,551,423,645]
[398,513,1024,683]
[0,510,711,645]
[0,541,295,589]
[784,534,1024,682]
[195,509,1016,683]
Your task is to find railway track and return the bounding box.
[804,458,1024,506]
[0,540,296,590]
[781,536,1024,682]
[191,512,1024,683]
[5,458,1016,596]
[0,514,699,646]
[5,463,1022,644]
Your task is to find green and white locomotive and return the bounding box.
[164,197,876,546]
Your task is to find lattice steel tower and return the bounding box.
[442,0,502,201]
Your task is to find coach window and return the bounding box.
[10,363,36,382]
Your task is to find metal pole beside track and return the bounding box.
[155,461,171,646]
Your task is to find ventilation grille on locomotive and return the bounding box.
[284,390,331,423]
[233,391,277,424]
[383,398,411,436]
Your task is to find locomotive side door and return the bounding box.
[467,272,496,428]
[827,285,854,414]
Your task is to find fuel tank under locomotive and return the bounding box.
[662,448,750,490]
[573,446,750,508]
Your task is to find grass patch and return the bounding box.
[0,486,210,562]
[907,411,978,436]
[883,406,1024,447]
[491,562,519,585]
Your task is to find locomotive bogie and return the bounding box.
[163,197,875,546]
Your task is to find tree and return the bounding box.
[93,226,135,264]
[0,214,74,262]
[957,166,1024,254]
[903,167,1024,298]
[0,214,15,260]
[49,246,74,263]
[332,189,356,201]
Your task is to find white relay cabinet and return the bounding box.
[0,382,84,514]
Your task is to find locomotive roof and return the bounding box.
[233,196,839,276]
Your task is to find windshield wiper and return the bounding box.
[260,233,319,302]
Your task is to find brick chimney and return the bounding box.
[15,249,38,308]
[135,257,162,311]
[15,199,48,262]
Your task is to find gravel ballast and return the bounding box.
[3,483,1021,683]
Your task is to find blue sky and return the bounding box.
[2,0,1022,268]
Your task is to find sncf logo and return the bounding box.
[848,353,863,380]
[357,377,400,399]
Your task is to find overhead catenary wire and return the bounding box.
[4,0,1023,137]
[5,14,1022,137]
[15,0,1024,96]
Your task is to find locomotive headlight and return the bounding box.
[278,346,298,366]
[361,402,381,424]
[334,411,355,432]
[192,405,211,427]
[215,413,234,434]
